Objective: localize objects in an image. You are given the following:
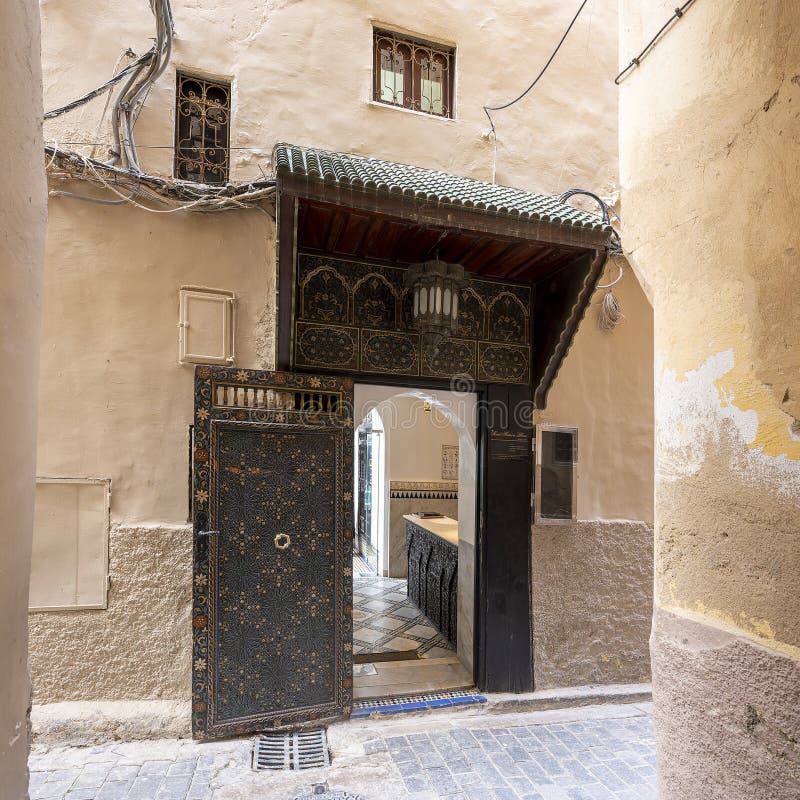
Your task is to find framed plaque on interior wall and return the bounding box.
[441,445,459,481]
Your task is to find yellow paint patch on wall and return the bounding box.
[714,359,800,460]
[658,601,800,662]
[694,600,776,643]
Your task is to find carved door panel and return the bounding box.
[191,366,354,739]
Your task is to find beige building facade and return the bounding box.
[31,0,654,732]
[619,0,800,796]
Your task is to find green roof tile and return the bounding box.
[274,143,612,235]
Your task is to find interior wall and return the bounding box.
[0,0,47,792]
[388,397,460,482]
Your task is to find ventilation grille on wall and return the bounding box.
[253,729,331,771]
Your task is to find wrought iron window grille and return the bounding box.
[175,72,231,184]
[373,29,455,118]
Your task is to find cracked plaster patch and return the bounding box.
[656,348,800,499]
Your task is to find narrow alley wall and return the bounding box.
[619,1,800,797]
[0,0,47,794]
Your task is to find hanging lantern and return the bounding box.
[405,259,467,348]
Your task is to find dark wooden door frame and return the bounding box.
[342,375,534,694]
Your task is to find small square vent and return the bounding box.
[253,729,330,771]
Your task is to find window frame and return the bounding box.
[534,424,578,526]
[174,70,232,184]
[29,477,111,612]
[372,28,455,119]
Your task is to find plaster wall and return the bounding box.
[40,0,619,197]
[387,397,459,483]
[29,526,192,704]
[383,397,459,578]
[536,265,654,524]
[531,520,653,689]
[36,200,275,526]
[0,0,47,795]
[619,1,800,795]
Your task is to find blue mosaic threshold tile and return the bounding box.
[351,689,487,718]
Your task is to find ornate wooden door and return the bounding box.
[191,366,354,739]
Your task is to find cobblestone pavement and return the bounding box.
[29,702,656,800]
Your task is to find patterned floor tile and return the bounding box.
[353,574,455,657]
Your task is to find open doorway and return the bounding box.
[352,384,477,701]
[354,408,385,577]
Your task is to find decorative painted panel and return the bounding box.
[361,329,419,376]
[295,322,359,370]
[422,338,476,379]
[478,342,530,384]
[192,366,354,739]
[293,253,532,384]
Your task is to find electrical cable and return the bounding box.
[44,52,151,119]
[615,0,697,84]
[483,0,589,134]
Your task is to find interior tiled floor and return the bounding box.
[353,574,455,658]
[352,560,471,700]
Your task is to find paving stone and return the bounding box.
[65,790,98,800]
[96,780,135,800]
[167,760,198,775]
[127,774,164,797]
[106,764,141,781]
[28,707,657,800]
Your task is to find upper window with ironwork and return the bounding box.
[373,29,454,118]
[174,72,231,184]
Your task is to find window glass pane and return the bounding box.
[540,430,575,519]
[420,58,444,115]
[380,48,403,105]
[373,30,453,118]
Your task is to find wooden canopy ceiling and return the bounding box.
[296,199,588,283]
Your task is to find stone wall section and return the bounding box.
[651,606,800,799]
[29,525,192,704]
[531,520,653,689]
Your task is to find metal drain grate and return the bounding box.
[292,787,364,800]
[253,729,330,771]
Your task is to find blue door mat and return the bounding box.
[351,689,487,718]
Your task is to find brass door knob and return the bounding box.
[274,533,291,550]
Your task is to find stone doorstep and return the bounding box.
[485,682,653,716]
[30,684,652,747]
[349,683,652,723]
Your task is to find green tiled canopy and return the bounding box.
[273,142,611,235]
